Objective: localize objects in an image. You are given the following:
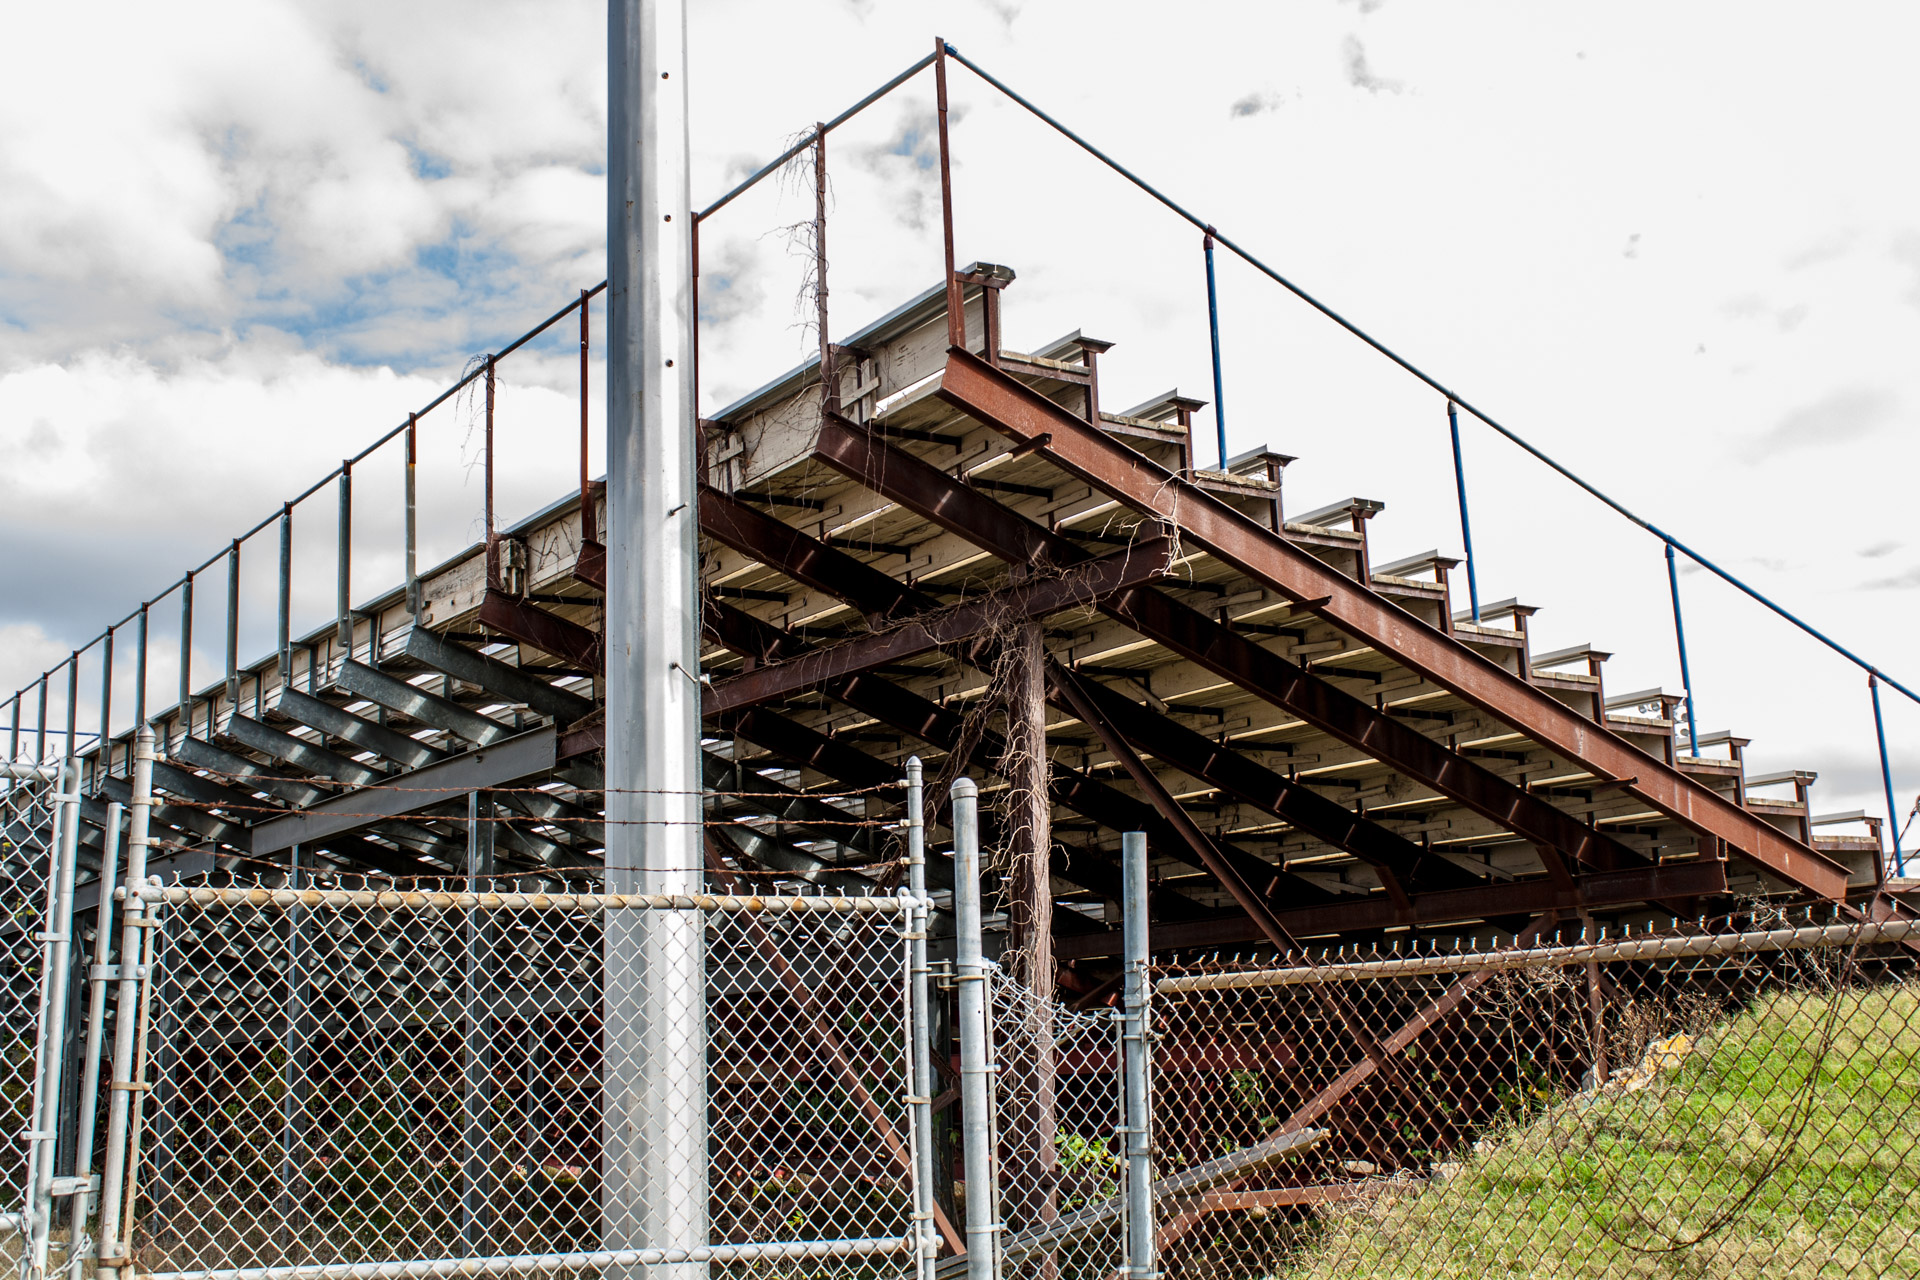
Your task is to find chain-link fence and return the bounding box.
[1,771,60,1234]
[119,883,924,1280]
[1150,918,1920,1279]
[988,968,1125,1280]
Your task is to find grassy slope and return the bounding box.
[1283,982,1920,1279]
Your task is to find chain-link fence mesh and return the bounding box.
[1149,920,1920,1279]
[988,968,1124,1280]
[125,884,920,1279]
[1,773,59,1230]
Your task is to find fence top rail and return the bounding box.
[126,883,920,916]
[1154,917,1920,994]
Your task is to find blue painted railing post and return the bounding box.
[1447,400,1481,622]
[1870,672,1905,878]
[1665,540,1701,756]
[1204,228,1228,471]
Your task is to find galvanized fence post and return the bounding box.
[1120,831,1155,1280]
[95,727,156,1279]
[67,800,123,1280]
[23,759,84,1280]
[904,759,939,1280]
[952,777,1000,1280]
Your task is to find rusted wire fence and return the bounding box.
[1150,920,1920,1279]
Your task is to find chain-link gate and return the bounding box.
[98,882,931,1280]
[987,969,1126,1280]
[2,762,85,1280]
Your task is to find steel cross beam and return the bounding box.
[701,482,1440,896]
[932,349,1849,901]
[703,597,1276,912]
[1049,660,1473,897]
[1053,858,1727,958]
[700,512,1335,900]
[702,538,1175,714]
[812,411,1646,881]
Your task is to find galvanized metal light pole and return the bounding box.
[604,0,705,1275]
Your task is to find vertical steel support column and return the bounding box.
[35,676,48,765]
[1871,673,1905,878]
[64,659,77,766]
[1447,401,1481,623]
[133,605,148,735]
[606,0,705,1273]
[177,575,193,741]
[580,294,596,547]
[814,126,835,415]
[462,795,495,1254]
[25,759,83,1280]
[1665,541,1700,756]
[67,801,122,1280]
[7,693,17,765]
[336,462,353,660]
[405,416,420,616]
[226,541,241,705]
[1203,230,1228,472]
[484,357,499,588]
[98,629,113,783]
[904,759,938,1280]
[1120,831,1154,1280]
[952,777,998,1280]
[95,728,154,1280]
[934,37,964,350]
[277,505,293,682]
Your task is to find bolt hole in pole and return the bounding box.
[1203,229,1227,471]
[1664,540,1700,757]
[1870,673,1906,878]
[1446,401,1481,623]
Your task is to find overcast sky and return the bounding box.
[2,0,1914,834]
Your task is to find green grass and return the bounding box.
[1281,980,1920,1279]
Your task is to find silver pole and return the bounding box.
[25,759,84,1280]
[96,727,155,1280]
[605,0,703,1273]
[951,777,998,1280]
[904,760,937,1280]
[1120,831,1154,1280]
[68,801,125,1280]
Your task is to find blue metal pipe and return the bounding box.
[1871,673,1905,878]
[1204,229,1228,470]
[1447,401,1481,622]
[1665,541,1700,756]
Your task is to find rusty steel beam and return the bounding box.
[702,538,1174,714]
[477,590,602,674]
[703,571,1333,901]
[701,599,1231,914]
[814,411,1645,880]
[1052,662,1474,896]
[702,486,926,621]
[933,349,1849,901]
[715,706,899,791]
[1053,859,1726,959]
